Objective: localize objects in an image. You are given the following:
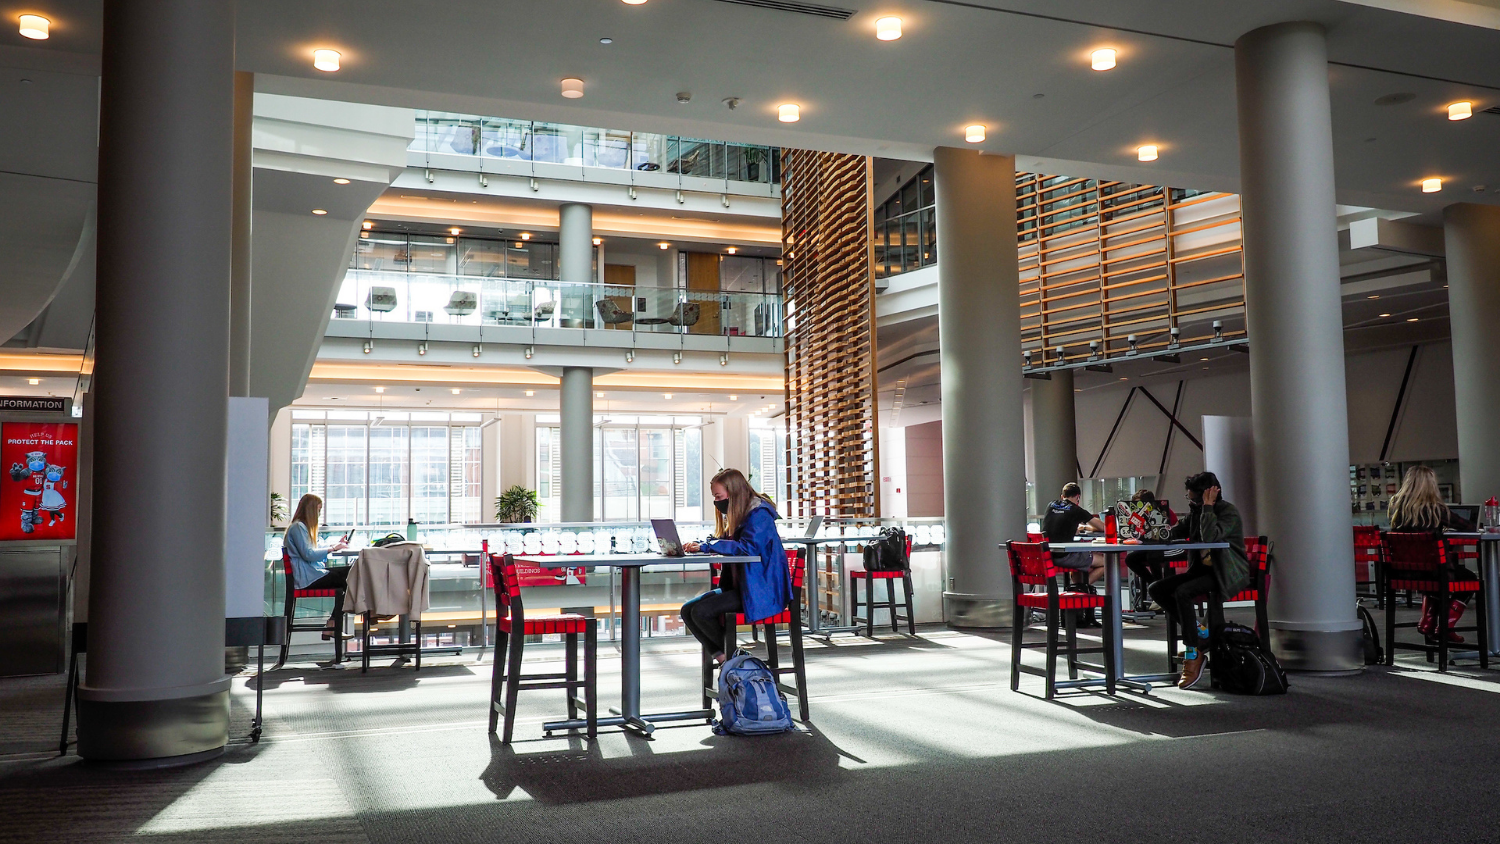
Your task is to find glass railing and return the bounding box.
[264,517,944,654]
[411,111,781,185]
[333,270,784,338]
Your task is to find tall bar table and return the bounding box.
[782,534,882,637]
[1446,532,1500,657]
[1046,541,1229,693]
[515,553,756,737]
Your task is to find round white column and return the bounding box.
[1442,203,1500,505]
[1029,368,1077,510]
[932,147,1026,627]
[1235,21,1361,672]
[559,366,594,523]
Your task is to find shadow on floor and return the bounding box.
[252,663,476,694]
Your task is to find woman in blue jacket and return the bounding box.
[681,468,791,664]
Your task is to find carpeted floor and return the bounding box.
[3,606,1498,843]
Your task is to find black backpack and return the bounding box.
[1358,605,1384,665]
[1210,623,1289,695]
[862,528,909,572]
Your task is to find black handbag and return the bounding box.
[862,528,910,572]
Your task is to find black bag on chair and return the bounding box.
[863,528,909,572]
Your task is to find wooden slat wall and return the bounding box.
[780,149,880,521]
[1018,174,1245,367]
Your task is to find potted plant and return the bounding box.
[269,491,288,527]
[495,485,540,523]
[744,148,767,182]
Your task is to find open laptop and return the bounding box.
[651,518,686,557]
[804,515,823,539]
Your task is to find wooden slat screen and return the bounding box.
[780,149,880,521]
[1018,174,1245,367]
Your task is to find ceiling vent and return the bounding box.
[1483,106,1500,116]
[709,0,856,20]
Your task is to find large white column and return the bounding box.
[559,203,593,284]
[1442,203,1500,504]
[81,0,235,760]
[559,367,594,522]
[1029,369,1077,508]
[229,71,252,398]
[1235,21,1361,671]
[932,147,1026,627]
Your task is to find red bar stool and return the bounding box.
[488,553,597,743]
[1164,536,1272,670]
[702,550,811,722]
[271,551,346,670]
[1005,540,1113,698]
[1380,531,1488,672]
[850,534,916,636]
[1353,525,1382,603]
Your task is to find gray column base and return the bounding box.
[1269,625,1364,673]
[943,593,1012,628]
[77,690,229,761]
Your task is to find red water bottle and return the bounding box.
[1104,512,1117,544]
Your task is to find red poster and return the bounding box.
[1,422,79,541]
[515,560,588,588]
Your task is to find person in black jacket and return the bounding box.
[1040,483,1106,626]
[1387,465,1476,644]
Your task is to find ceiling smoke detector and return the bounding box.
[676,91,692,104]
[722,97,741,110]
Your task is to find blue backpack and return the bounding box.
[714,651,794,735]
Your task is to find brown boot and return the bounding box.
[1179,653,1209,689]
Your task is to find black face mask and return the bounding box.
[714,499,730,514]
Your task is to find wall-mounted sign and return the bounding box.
[1,422,80,541]
[0,397,68,413]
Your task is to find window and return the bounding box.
[535,416,703,523]
[874,164,937,280]
[290,413,484,527]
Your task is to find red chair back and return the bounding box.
[1025,532,1045,543]
[282,550,294,580]
[1380,531,1449,573]
[1245,537,1269,572]
[788,549,806,592]
[1352,525,1381,584]
[1449,536,1480,565]
[489,553,523,609]
[1005,541,1057,586]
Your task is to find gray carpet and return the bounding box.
[3,607,1498,843]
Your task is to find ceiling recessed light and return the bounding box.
[451,388,462,395]
[360,232,369,239]
[312,209,328,215]
[449,227,462,235]
[1422,178,1442,193]
[592,236,603,245]
[561,77,584,99]
[599,37,614,44]
[1368,295,1380,299]
[1407,317,1419,322]
[778,103,800,123]
[1091,48,1117,71]
[727,246,738,254]
[1137,144,1158,162]
[333,178,351,185]
[659,242,671,250]
[374,386,385,393]
[27,378,40,386]
[965,125,986,143]
[362,220,373,230]
[664,393,673,399]
[875,16,902,40]
[622,0,647,4]
[1379,313,1392,317]
[1448,101,1473,120]
[1200,357,1209,362]
[730,395,738,401]
[520,232,531,241]
[525,390,535,397]
[19,14,49,39]
[313,49,341,72]
[445,236,455,244]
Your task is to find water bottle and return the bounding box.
[1485,497,1499,533]
[1105,512,1117,544]
[406,517,419,542]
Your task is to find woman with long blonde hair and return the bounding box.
[680,468,790,664]
[1388,465,1475,643]
[283,493,349,641]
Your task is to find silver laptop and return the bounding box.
[804,515,823,539]
[651,518,685,557]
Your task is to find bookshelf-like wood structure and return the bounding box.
[780,149,880,521]
[1017,174,1245,367]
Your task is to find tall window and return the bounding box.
[874,165,936,280]
[290,411,485,527]
[535,415,703,523]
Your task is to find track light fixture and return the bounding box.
[1023,350,1033,369]
[1053,345,1066,365]
[625,349,635,363]
[1127,334,1139,355]
[720,353,729,366]
[417,341,427,355]
[1168,327,1180,349]
[524,346,534,359]
[472,343,483,357]
[1087,340,1100,361]
[673,351,683,364]
[1212,320,1224,342]
[363,339,373,354]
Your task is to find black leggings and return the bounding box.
[1148,563,1216,651]
[681,588,743,656]
[305,567,349,624]
[1125,549,1186,590]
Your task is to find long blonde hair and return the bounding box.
[291,493,323,543]
[1388,466,1447,531]
[711,468,774,539]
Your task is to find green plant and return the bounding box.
[269,491,288,524]
[494,485,540,523]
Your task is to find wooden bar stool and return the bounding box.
[488,553,597,743]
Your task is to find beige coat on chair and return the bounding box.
[346,543,430,617]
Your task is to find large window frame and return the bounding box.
[290,410,485,527]
[535,415,703,523]
[874,165,936,280]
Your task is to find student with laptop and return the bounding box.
[1040,483,1107,625]
[680,468,792,665]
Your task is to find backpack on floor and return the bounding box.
[714,650,794,736]
[1210,623,1289,695]
[1358,604,1384,665]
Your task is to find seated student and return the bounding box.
[282,493,350,641]
[1147,472,1249,690]
[1387,464,1477,644]
[1123,489,1184,602]
[1040,483,1107,626]
[680,468,792,666]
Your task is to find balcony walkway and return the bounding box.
[4,607,1499,843]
